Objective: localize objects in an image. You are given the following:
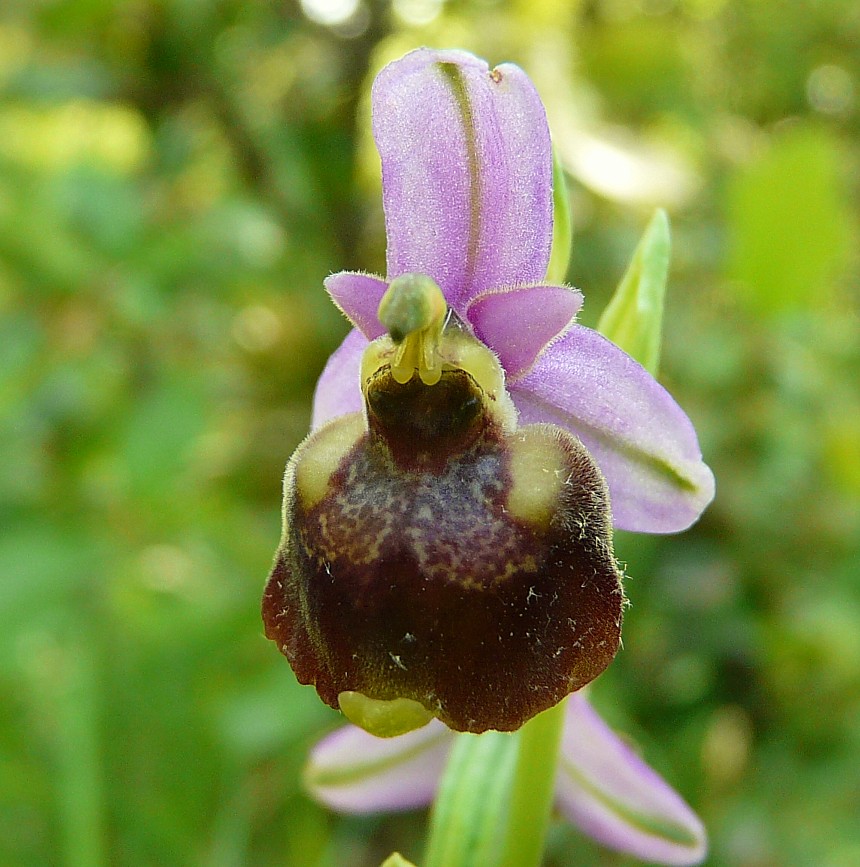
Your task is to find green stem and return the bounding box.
[498,699,566,867]
[424,731,518,867]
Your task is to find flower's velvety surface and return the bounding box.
[265,306,625,733]
[306,696,707,865]
[315,48,714,534]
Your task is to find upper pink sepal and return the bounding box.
[373,48,553,309]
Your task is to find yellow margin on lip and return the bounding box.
[294,414,365,511]
[505,427,568,528]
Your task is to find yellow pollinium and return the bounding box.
[377,273,448,386]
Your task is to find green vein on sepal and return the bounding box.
[304,729,451,789]
[439,61,481,296]
[559,752,702,849]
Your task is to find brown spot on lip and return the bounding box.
[489,68,503,84]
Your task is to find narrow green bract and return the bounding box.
[381,853,419,867]
[597,209,670,377]
[546,148,572,285]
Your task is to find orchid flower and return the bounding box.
[262,46,713,862]
[307,694,707,865]
[263,49,714,864]
[263,47,713,735]
[311,49,713,536]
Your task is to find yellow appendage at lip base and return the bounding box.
[294,414,365,510]
[338,690,434,738]
[505,427,571,528]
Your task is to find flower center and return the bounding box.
[359,274,518,468]
[377,273,448,386]
[361,272,514,423]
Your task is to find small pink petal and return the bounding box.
[324,271,389,341]
[466,283,582,379]
[305,720,454,814]
[311,329,367,431]
[556,696,707,865]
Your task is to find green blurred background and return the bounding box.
[1,0,858,864]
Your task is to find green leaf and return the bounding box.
[498,701,566,867]
[24,630,105,867]
[424,731,518,867]
[597,209,670,375]
[546,146,573,284]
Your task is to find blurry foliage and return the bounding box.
[726,125,853,315]
[0,0,858,866]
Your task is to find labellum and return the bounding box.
[262,274,625,735]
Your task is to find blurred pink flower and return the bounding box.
[306,695,707,865]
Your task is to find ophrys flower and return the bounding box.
[262,48,714,736]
